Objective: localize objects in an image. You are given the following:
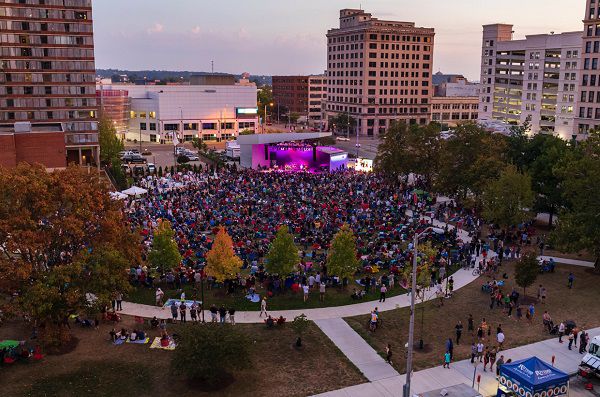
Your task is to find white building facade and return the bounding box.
[479,24,582,140]
[98,84,258,143]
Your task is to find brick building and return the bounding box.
[272,74,326,127]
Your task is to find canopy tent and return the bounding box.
[0,340,20,349]
[121,186,148,196]
[109,191,128,200]
[498,357,569,397]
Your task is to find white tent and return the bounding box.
[109,191,128,200]
[121,186,148,196]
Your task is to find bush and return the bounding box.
[177,155,190,164]
[171,324,251,385]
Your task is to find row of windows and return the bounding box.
[0,84,92,95]
[0,109,95,122]
[327,104,429,115]
[0,46,94,58]
[1,96,95,108]
[3,1,92,8]
[431,112,478,121]
[0,20,93,34]
[0,71,94,83]
[579,107,600,119]
[328,96,427,105]
[432,104,478,110]
[0,59,94,71]
[580,90,600,104]
[328,33,430,44]
[0,7,89,21]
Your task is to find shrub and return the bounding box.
[177,155,190,164]
[171,324,251,385]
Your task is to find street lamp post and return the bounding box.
[403,226,444,397]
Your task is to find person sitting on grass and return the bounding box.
[109,328,117,343]
[130,330,138,341]
[265,315,275,328]
[150,316,159,329]
[119,328,129,340]
[276,316,286,326]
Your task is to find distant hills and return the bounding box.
[96,69,272,86]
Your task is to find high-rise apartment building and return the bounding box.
[0,0,99,168]
[324,9,434,136]
[479,24,582,140]
[576,0,600,135]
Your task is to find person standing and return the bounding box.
[170,302,178,323]
[218,305,227,324]
[558,321,565,343]
[379,284,387,303]
[497,331,505,350]
[190,302,198,323]
[580,330,588,354]
[228,307,236,325]
[115,291,123,311]
[260,297,268,317]
[443,351,451,369]
[468,314,474,336]
[210,304,218,322]
[385,344,393,365]
[155,288,164,307]
[446,338,454,361]
[319,282,326,302]
[179,301,187,323]
[302,283,309,302]
[476,341,484,362]
[568,331,575,350]
[470,343,477,363]
[483,346,490,371]
[496,355,505,376]
[455,321,463,345]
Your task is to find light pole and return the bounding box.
[403,226,444,397]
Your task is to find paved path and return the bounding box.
[539,255,595,268]
[315,318,399,382]
[314,327,600,397]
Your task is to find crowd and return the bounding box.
[123,169,476,298]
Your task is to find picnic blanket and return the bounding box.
[113,338,126,346]
[245,293,260,303]
[150,337,176,350]
[126,337,150,344]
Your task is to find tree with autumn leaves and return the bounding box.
[0,164,140,346]
[205,227,242,283]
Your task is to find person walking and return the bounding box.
[218,305,227,324]
[446,338,454,361]
[497,330,505,350]
[483,346,490,371]
[476,341,484,362]
[379,284,387,302]
[558,321,565,343]
[568,272,574,289]
[568,331,575,350]
[228,307,236,325]
[385,344,393,365]
[470,343,477,363]
[260,297,268,317]
[443,351,451,368]
[155,288,164,307]
[302,284,309,302]
[319,282,326,302]
[496,355,505,376]
[455,321,463,345]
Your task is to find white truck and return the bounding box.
[581,335,600,377]
[225,141,240,160]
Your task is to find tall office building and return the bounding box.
[479,24,582,140]
[324,9,434,136]
[576,0,600,135]
[272,74,326,127]
[0,0,99,168]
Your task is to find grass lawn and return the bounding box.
[127,280,407,311]
[1,317,365,397]
[345,260,600,374]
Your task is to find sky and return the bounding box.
[92,0,583,81]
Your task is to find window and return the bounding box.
[150,134,157,143]
[149,123,156,131]
[164,123,179,131]
[202,123,216,130]
[184,123,198,130]
[140,123,147,130]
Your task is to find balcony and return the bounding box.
[65,133,98,146]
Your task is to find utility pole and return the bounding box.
[211,60,214,73]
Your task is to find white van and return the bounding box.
[581,335,600,377]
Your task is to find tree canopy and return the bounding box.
[266,225,299,276]
[148,219,182,271]
[0,164,139,344]
[205,227,243,283]
[327,224,359,282]
[514,252,539,296]
[482,164,534,231]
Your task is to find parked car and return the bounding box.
[147,163,156,174]
[122,154,147,164]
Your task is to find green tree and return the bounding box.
[148,220,182,271]
[191,137,208,153]
[505,117,532,171]
[329,113,356,135]
[514,252,539,296]
[290,313,310,347]
[551,131,600,272]
[436,123,507,199]
[98,116,124,165]
[171,324,251,385]
[289,112,300,124]
[327,224,359,283]
[266,225,299,276]
[526,134,569,226]
[257,85,273,120]
[205,226,243,283]
[482,165,534,233]
[375,121,441,184]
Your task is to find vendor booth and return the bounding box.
[497,357,569,397]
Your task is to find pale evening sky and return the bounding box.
[92,0,584,80]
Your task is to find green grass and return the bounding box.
[26,361,151,397]
[127,282,406,311]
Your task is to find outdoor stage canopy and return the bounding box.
[497,357,569,397]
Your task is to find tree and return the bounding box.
[205,227,243,283]
[374,121,441,184]
[266,225,299,276]
[327,224,359,283]
[148,220,181,271]
[329,113,356,135]
[290,313,310,347]
[526,134,568,226]
[505,117,532,171]
[257,85,273,120]
[436,123,507,199]
[514,252,539,296]
[191,137,208,153]
[482,164,534,233]
[551,131,600,272]
[0,164,139,345]
[289,112,300,124]
[171,324,251,385]
[98,116,124,166]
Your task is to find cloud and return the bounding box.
[147,23,164,34]
[191,26,201,35]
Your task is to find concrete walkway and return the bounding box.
[315,318,399,382]
[539,255,596,268]
[314,326,600,397]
